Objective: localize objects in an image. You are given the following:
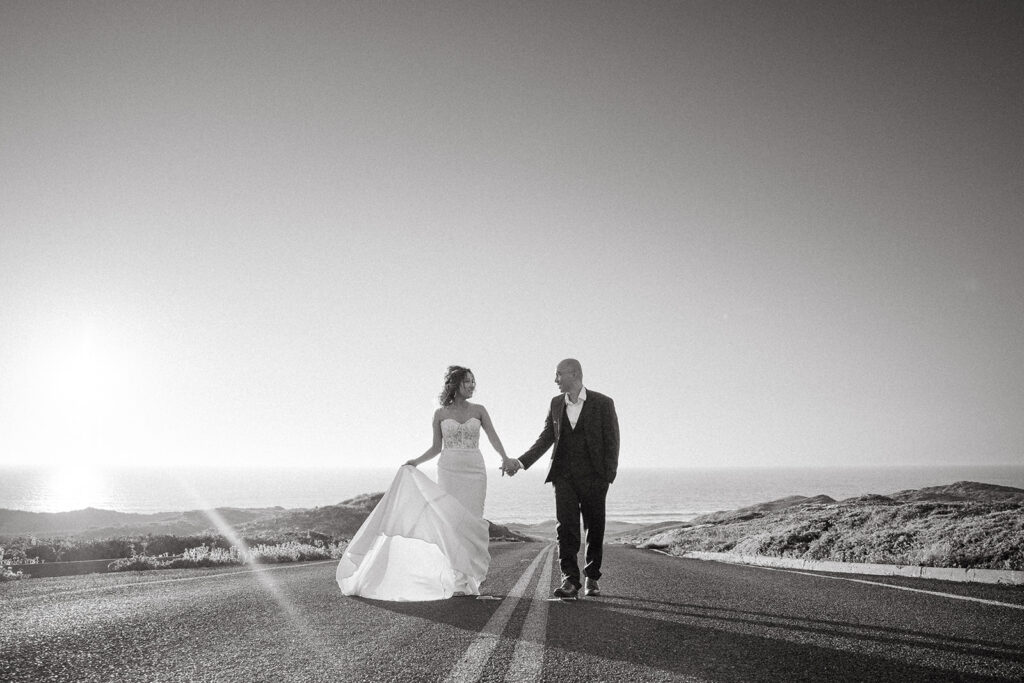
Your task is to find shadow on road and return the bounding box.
[346,593,503,633]
[360,590,1023,681]
[538,593,1024,682]
[596,594,1022,656]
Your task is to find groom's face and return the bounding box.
[555,364,577,393]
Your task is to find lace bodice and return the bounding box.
[441,417,481,449]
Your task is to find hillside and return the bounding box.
[618,481,1024,571]
[0,492,532,545]
[0,506,286,538]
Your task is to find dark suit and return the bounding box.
[519,389,619,586]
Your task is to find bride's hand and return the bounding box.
[404,459,418,468]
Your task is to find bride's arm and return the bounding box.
[478,406,516,469]
[405,410,443,466]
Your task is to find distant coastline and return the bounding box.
[3,464,1023,525]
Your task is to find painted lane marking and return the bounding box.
[761,566,1024,610]
[504,545,555,682]
[444,543,554,683]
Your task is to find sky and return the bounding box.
[1,1,1022,472]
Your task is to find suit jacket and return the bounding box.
[519,389,620,484]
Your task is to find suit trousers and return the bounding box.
[552,472,609,586]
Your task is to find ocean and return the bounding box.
[2,465,1022,525]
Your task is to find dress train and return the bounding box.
[335,465,489,601]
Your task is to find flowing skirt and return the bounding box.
[336,450,489,601]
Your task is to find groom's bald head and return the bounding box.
[555,358,583,396]
[558,358,582,379]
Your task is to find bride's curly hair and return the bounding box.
[439,365,473,406]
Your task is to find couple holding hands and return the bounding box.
[336,358,620,602]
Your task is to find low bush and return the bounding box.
[1,565,26,581]
[0,546,27,581]
[245,541,346,563]
[106,540,348,572]
[107,556,165,572]
[165,546,241,569]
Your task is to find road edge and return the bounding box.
[675,551,1024,585]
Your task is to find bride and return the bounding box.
[336,366,518,601]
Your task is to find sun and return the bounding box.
[47,334,119,414]
[26,324,148,467]
[39,466,109,512]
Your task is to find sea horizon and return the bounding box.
[2,464,1022,525]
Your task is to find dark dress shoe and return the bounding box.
[552,580,580,599]
[584,578,600,597]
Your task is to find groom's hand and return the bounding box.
[502,458,523,476]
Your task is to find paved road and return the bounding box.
[2,542,1023,682]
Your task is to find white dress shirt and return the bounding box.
[564,386,587,429]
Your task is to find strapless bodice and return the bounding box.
[441,417,481,449]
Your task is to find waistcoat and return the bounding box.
[554,402,599,479]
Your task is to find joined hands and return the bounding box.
[500,457,522,477]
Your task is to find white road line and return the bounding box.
[504,544,554,682]
[444,544,554,683]
[762,566,1024,610]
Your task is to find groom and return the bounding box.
[505,359,619,599]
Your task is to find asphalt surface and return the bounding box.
[2,542,1023,682]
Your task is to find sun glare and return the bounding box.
[26,323,151,467]
[40,467,108,511]
[46,334,120,415]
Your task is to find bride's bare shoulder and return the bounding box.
[436,407,463,422]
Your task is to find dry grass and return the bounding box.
[0,546,27,581]
[107,541,348,572]
[628,501,1024,570]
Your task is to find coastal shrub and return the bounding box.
[731,532,774,556]
[0,531,353,567]
[304,531,335,545]
[242,535,291,548]
[908,541,953,567]
[0,544,33,565]
[0,547,26,581]
[780,518,832,555]
[108,556,165,572]
[103,546,240,572]
[1,537,147,563]
[142,534,228,557]
[804,529,841,560]
[1,565,26,581]
[24,544,58,563]
[1,537,75,563]
[105,540,349,572]
[245,541,347,563]
[248,543,301,563]
[842,510,872,528]
[166,546,241,569]
[879,530,915,558]
[137,535,181,556]
[61,538,137,562]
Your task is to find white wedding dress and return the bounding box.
[335,418,490,601]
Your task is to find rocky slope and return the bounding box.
[617,481,1024,570]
